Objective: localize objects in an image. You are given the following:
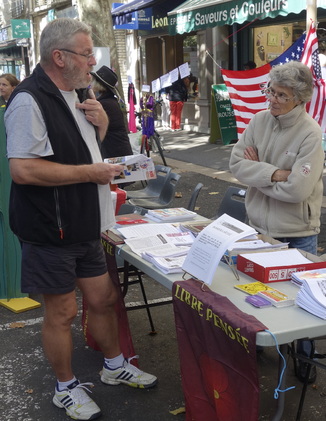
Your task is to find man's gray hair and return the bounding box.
[40,18,91,65]
[269,61,313,104]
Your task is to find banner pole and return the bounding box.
[306,0,317,31]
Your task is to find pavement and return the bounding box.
[2,129,326,421]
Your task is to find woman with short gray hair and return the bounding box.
[268,60,313,104]
[230,60,323,384]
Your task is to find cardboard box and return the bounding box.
[237,249,326,283]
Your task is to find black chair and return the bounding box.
[128,172,181,209]
[126,165,172,200]
[187,182,204,212]
[215,186,247,222]
[118,203,148,216]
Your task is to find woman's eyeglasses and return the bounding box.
[265,88,295,104]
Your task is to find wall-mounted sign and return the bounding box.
[11,20,31,39]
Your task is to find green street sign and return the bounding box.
[11,19,31,39]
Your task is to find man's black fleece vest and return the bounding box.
[6,64,101,245]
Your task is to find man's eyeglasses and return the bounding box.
[265,88,295,104]
[59,48,95,61]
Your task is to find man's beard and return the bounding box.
[63,61,89,90]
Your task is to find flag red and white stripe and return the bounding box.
[221,25,326,137]
[301,22,326,133]
[221,64,271,135]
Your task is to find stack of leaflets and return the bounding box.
[257,289,295,308]
[296,277,326,319]
[234,281,295,308]
[124,232,193,257]
[291,268,326,287]
[116,222,192,274]
[225,239,288,265]
[146,208,197,223]
[142,255,187,274]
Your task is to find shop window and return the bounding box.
[253,23,306,67]
[11,0,25,18]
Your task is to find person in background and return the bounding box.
[243,61,257,70]
[0,73,20,106]
[5,18,157,421]
[91,65,133,159]
[188,73,199,98]
[230,61,324,384]
[167,76,189,131]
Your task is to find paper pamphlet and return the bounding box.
[234,281,275,295]
[182,213,257,285]
[104,154,156,184]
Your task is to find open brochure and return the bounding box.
[104,154,156,184]
[182,213,257,286]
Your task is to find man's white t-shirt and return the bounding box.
[5,90,115,232]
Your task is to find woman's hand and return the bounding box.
[244,146,259,161]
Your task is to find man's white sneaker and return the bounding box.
[100,356,157,389]
[53,380,102,420]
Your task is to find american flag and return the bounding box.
[221,23,325,137]
[301,22,326,133]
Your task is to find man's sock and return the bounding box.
[104,353,124,370]
[57,376,78,391]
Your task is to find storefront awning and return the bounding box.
[111,0,162,16]
[168,0,326,34]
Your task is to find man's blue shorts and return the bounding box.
[21,239,108,295]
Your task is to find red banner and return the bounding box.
[172,279,268,421]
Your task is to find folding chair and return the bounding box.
[128,172,181,209]
[126,165,171,200]
[187,182,204,212]
[117,203,148,216]
[215,186,247,223]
